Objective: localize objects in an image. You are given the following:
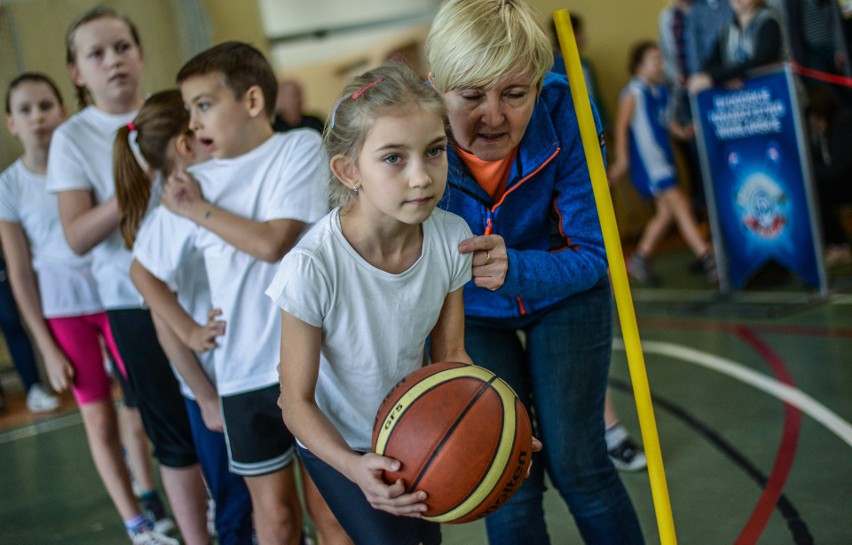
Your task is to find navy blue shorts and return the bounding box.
[297,445,441,545]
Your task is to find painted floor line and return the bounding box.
[612,339,852,448]
[0,411,83,445]
[630,288,852,305]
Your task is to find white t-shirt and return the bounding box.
[265,207,473,451]
[46,106,141,309]
[0,160,101,318]
[135,203,216,400]
[134,131,329,396]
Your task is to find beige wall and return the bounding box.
[0,0,186,169]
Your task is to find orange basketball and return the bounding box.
[371,361,533,524]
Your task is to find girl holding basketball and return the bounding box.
[267,62,473,545]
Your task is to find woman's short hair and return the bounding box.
[425,0,553,93]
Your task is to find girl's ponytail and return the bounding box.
[113,124,151,249]
[112,90,191,249]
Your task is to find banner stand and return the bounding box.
[692,63,828,296]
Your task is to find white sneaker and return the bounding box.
[26,384,60,413]
[128,528,180,545]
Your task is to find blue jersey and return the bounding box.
[622,77,677,198]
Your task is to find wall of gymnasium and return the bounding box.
[0,0,667,235]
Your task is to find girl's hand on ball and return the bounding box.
[352,453,429,517]
[527,436,543,478]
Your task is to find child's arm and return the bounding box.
[278,311,429,517]
[162,171,304,263]
[606,93,636,183]
[669,120,695,142]
[130,259,225,352]
[149,310,223,432]
[55,190,120,255]
[0,221,74,392]
[428,287,473,365]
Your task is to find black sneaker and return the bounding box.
[627,253,661,286]
[140,494,176,536]
[700,253,719,285]
[608,437,648,472]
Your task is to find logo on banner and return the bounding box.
[736,173,787,239]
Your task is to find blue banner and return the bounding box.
[693,67,825,291]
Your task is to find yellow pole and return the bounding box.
[553,9,678,544]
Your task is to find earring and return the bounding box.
[352,186,359,194]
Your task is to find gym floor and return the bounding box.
[1,246,850,545]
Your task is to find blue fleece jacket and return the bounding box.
[438,72,609,319]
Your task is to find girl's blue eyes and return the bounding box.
[384,147,445,164]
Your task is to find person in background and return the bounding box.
[0,71,176,545]
[609,42,718,287]
[425,0,645,543]
[684,0,734,78]
[688,0,784,92]
[806,85,852,266]
[272,80,324,133]
[659,0,707,221]
[0,245,59,413]
[550,13,610,131]
[47,6,207,543]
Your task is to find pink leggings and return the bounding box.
[46,312,125,405]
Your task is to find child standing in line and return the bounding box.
[0,246,59,413]
[0,72,176,545]
[46,6,208,544]
[266,62,474,545]
[608,41,717,286]
[114,89,254,545]
[130,41,349,545]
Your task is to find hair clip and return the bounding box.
[330,96,345,130]
[127,121,137,132]
[352,77,384,99]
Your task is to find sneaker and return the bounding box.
[700,253,719,285]
[140,493,177,536]
[128,528,180,545]
[608,436,648,472]
[627,253,661,286]
[26,384,60,413]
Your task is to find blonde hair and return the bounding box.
[425,0,553,93]
[324,62,446,209]
[113,90,189,249]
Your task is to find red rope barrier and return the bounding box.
[790,60,852,88]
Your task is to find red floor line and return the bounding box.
[637,317,852,339]
[733,327,802,545]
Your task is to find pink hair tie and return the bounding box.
[352,78,384,99]
[127,121,137,132]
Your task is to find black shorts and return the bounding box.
[107,308,197,468]
[221,384,295,476]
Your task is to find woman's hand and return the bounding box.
[458,234,508,291]
[162,170,205,218]
[347,453,429,517]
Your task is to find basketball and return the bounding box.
[371,361,533,524]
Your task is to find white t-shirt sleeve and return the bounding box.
[266,250,329,328]
[262,130,329,224]
[46,127,92,193]
[447,214,474,292]
[133,207,195,286]
[0,166,19,222]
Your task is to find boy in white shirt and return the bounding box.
[130,42,348,545]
